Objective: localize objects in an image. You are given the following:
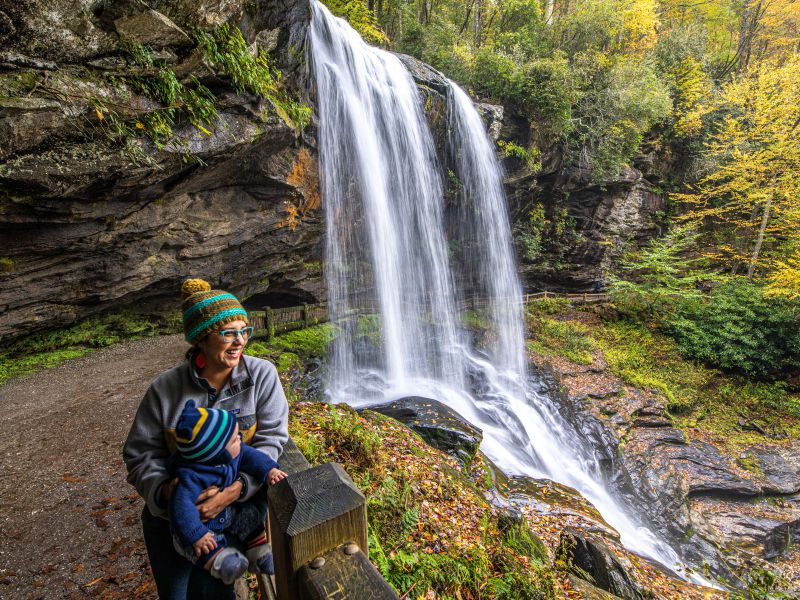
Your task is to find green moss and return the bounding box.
[246,323,334,360]
[461,310,489,331]
[269,324,335,358]
[0,311,180,385]
[0,257,15,272]
[275,351,302,375]
[736,452,764,477]
[527,316,594,365]
[0,349,90,385]
[301,261,322,274]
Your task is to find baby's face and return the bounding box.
[226,423,242,459]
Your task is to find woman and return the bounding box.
[123,278,289,600]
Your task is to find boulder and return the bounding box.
[567,574,620,600]
[750,445,800,494]
[690,495,800,559]
[113,10,191,48]
[558,528,644,600]
[372,396,482,466]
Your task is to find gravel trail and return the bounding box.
[0,335,188,599]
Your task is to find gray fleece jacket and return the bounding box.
[123,354,289,518]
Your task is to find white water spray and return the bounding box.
[309,0,715,587]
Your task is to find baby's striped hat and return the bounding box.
[175,400,236,463]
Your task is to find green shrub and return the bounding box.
[667,281,800,378]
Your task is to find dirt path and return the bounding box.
[0,335,188,599]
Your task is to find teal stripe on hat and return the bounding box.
[187,307,248,342]
[183,293,239,320]
[186,411,231,460]
[182,409,218,454]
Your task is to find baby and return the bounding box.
[168,400,287,584]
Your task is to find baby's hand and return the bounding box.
[267,468,288,486]
[192,532,217,557]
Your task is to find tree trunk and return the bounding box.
[473,0,482,46]
[747,194,773,278]
[543,0,554,25]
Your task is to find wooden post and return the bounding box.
[302,304,310,328]
[268,463,368,600]
[583,292,587,302]
[265,306,275,341]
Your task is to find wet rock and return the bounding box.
[353,335,381,367]
[625,427,761,497]
[690,495,800,559]
[396,53,450,95]
[558,528,644,599]
[508,147,667,290]
[475,103,504,143]
[750,446,800,494]
[113,10,191,48]
[501,475,617,538]
[372,397,483,466]
[568,574,620,599]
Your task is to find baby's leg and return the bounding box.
[174,533,248,585]
[228,496,274,574]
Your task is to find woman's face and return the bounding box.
[197,319,248,372]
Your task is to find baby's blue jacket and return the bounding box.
[169,445,278,545]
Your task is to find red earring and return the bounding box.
[195,351,207,369]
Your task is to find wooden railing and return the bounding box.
[249,292,608,340]
[249,304,329,341]
[257,440,398,600]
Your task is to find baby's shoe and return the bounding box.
[246,543,275,575]
[210,547,249,584]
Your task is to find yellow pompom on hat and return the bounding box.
[181,278,248,344]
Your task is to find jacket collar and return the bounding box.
[190,355,254,399]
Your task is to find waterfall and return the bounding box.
[308,0,715,588]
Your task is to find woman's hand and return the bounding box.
[267,468,288,486]
[192,531,218,557]
[195,480,242,521]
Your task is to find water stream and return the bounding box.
[308,0,714,587]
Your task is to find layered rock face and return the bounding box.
[0,0,323,342]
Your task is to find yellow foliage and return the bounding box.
[669,57,712,138]
[676,56,800,277]
[620,0,659,52]
[765,252,800,300]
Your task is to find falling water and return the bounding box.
[309,0,715,587]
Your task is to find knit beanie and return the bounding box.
[175,400,237,463]
[181,278,248,344]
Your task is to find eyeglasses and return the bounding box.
[217,327,254,343]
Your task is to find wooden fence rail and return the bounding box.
[249,293,608,340]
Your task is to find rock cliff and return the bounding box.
[0,0,323,342]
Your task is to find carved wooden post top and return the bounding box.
[269,462,369,599]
